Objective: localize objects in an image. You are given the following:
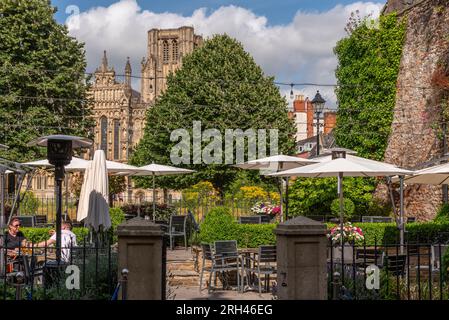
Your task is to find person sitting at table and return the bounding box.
[5,217,29,257]
[36,221,77,263]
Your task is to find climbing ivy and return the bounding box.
[333,13,406,161]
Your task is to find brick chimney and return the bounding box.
[306,98,314,138]
[324,111,337,134]
[293,95,305,112]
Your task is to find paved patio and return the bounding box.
[169,286,274,300]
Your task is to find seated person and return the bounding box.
[36,221,77,263]
[5,217,29,257]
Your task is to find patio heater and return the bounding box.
[28,135,92,263]
[311,91,326,156]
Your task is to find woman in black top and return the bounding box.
[5,217,28,255]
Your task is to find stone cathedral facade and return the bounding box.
[88,26,203,201]
[29,27,202,201]
[90,26,203,162]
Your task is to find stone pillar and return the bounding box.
[274,216,327,300]
[117,217,165,300]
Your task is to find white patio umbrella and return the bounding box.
[77,150,111,232]
[132,163,195,220]
[394,162,449,185]
[270,150,413,251]
[233,155,317,221]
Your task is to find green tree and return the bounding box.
[289,13,406,217]
[131,34,296,195]
[0,0,93,162]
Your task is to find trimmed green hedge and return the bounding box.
[20,227,89,244]
[198,206,276,248]
[326,222,449,245]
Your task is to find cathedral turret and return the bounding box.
[125,57,132,87]
[94,50,116,85]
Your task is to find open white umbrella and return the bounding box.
[77,150,111,232]
[270,149,413,252]
[394,162,449,185]
[132,163,195,220]
[233,154,317,221]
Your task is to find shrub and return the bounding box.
[326,221,449,245]
[330,198,355,219]
[21,227,89,244]
[198,206,276,247]
[108,207,126,243]
[19,191,40,214]
[434,203,449,223]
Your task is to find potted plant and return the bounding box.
[328,222,364,261]
[250,202,281,222]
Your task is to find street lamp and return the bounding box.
[28,135,92,263]
[311,91,326,156]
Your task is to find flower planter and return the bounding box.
[332,243,354,262]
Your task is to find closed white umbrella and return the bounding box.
[233,154,317,221]
[271,149,413,253]
[132,163,195,220]
[77,150,111,232]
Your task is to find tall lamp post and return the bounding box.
[311,91,326,156]
[28,135,92,263]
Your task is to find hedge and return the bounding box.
[326,222,449,245]
[198,206,276,248]
[20,227,89,244]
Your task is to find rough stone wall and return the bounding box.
[381,0,449,221]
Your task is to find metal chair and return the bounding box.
[356,248,385,270]
[15,216,35,227]
[238,216,262,224]
[259,215,272,224]
[414,244,449,280]
[166,215,187,250]
[242,245,277,295]
[385,254,407,277]
[208,240,241,293]
[199,243,213,292]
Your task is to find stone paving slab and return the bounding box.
[169,286,274,300]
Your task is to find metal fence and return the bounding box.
[327,236,449,300]
[0,237,118,300]
[4,194,265,224]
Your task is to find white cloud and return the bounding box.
[67,0,384,107]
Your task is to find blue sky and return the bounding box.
[52,0,376,26]
[52,0,386,107]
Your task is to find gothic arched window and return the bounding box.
[172,39,178,62]
[163,40,169,63]
[100,116,108,153]
[113,119,120,160]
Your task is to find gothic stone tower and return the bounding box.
[140,26,203,103]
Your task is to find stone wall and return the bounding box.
[381,0,449,220]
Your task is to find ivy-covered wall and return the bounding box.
[289,13,406,217]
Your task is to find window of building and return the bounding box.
[298,146,304,152]
[114,119,120,160]
[100,116,108,153]
[172,40,178,61]
[163,40,169,63]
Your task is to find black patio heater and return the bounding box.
[28,135,92,263]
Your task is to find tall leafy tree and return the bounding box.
[132,34,296,194]
[0,0,93,162]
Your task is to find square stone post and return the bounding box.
[275,216,327,300]
[117,217,165,300]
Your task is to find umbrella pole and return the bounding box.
[64,175,69,221]
[279,178,284,223]
[0,170,5,229]
[153,173,156,222]
[400,175,405,254]
[285,176,289,220]
[338,172,344,282]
